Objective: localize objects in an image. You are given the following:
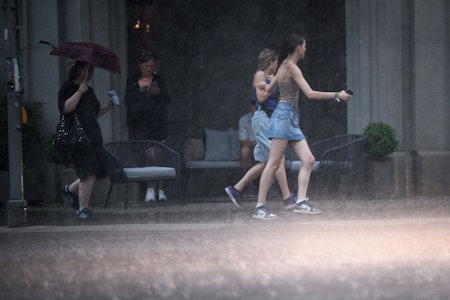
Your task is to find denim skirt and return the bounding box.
[268,101,305,141]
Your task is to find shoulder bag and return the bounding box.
[52,113,91,155]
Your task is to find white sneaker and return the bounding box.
[158,189,167,201]
[252,206,278,220]
[145,188,155,202]
[293,199,322,214]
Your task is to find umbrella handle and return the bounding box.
[39,40,56,49]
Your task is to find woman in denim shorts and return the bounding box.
[225,49,296,212]
[254,33,352,220]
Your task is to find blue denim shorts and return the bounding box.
[268,101,305,141]
[252,110,271,162]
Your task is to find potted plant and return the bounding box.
[363,122,399,159]
[362,122,400,198]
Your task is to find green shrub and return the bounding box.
[0,99,55,205]
[0,98,45,169]
[363,122,399,159]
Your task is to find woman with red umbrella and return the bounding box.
[59,61,114,220]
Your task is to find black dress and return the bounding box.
[58,81,107,180]
[125,73,171,141]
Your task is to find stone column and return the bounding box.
[411,0,449,151]
[346,0,450,196]
[346,0,405,144]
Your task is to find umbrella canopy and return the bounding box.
[40,41,121,73]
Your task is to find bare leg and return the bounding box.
[146,180,164,189]
[234,162,265,191]
[290,140,322,214]
[240,145,253,169]
[257,138,288,205]
[233,158,290,199]
[78,175,96,211]
[68,178,80,195]
[274,155,291,200]
[290,140,315,199]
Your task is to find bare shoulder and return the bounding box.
[253,70,266,81]
[278,61,296,82]
[287,62,302,77]
[253,70,266,79]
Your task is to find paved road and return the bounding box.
[1,196,450,299]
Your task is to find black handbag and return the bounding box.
[52,115,70,154]
[68,114,91,151]
[52,114,91,154]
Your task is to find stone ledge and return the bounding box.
[362,151,449,199]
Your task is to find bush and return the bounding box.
[363,122,399,159]
[0,98,45,169]
[0,99,55,205]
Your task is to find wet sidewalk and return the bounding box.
[1,195,450,229]
[1,196,449,300]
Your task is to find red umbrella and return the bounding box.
[40,41,121,74]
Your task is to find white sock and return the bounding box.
[256,203,264,208]
[296,198,308,204]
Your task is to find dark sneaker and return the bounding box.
[293,199,323,214]
[62,184,79,211]
[225,185,242,208]
[282,193,296,210]
[78,208,96,221]
[252,206,278,220]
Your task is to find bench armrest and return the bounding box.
[316,136,366,173]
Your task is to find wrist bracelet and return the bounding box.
[334,92,340,102]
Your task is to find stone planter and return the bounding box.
[364,156,395,199]
[363,152,413,199]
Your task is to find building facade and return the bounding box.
[0,0,448,204]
